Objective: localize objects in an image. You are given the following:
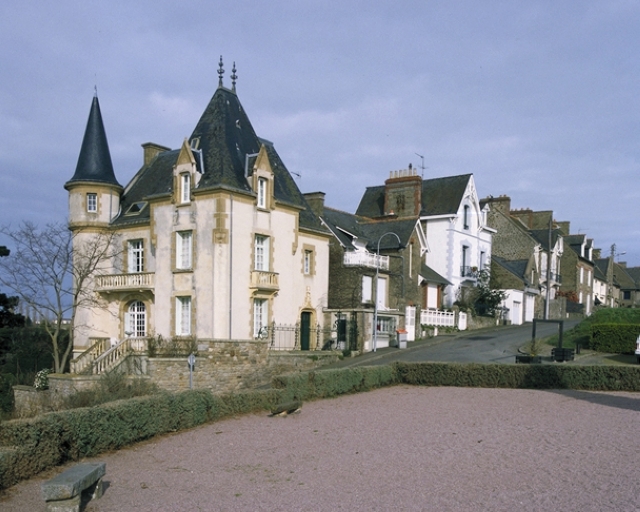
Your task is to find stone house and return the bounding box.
[482,195,566,320]
[65,64,331,383]
[558,232,595,316]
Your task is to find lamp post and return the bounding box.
[373,231,402,352]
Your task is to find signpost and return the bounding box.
[187,354,196,389]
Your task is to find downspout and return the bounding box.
[228,193,233,339]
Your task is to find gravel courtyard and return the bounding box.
[2,385,639,511]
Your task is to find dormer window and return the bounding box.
[180,173,191,204]
[257,177,267,209]
[87,193,97,213]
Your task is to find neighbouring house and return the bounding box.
[355,168,494,311]
[65,62,331,384]
[310,167,490,350]
[614,262,640,307]
[594,253,622,307]
[306,189,448,350]
[558,231,595,316]
[482,195,565,320]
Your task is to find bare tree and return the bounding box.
[0,222,119,373]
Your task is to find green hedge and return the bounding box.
[272,366,399,400]
[394,362,640,391]
[0,388,282,489]
[589,324,640,353]
[4,361,640,490]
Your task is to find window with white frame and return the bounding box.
[254,235,270,271]
[125,301,146,337]
[128,240,144,273]
[362,275,372,303]
[580,267,584,284]
[376,316,395,334]
[87,193,97,213]
[175,296,192,336]
[376,276,388,309]
[257,177,267,209]
[303,249,313,275]
[253,298,267,338]
[180,173,191,204]
[176,231,193,269]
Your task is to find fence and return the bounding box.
[420,309,455,327]
[262,317,358,351]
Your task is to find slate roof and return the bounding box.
[66,96,122,189]
[355,174,472,218]
[111,86,323,232]
[492,255,531,286]
[625,267,640,286]
[419,264,451,286]
[321,207,416,251]
[529,229,563,251]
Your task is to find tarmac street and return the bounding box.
[331,320,582,368]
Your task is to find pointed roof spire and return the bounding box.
[217,55,225,88]
[231,62,237,93]
[65,95,121,188]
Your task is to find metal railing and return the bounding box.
[343,251,390,270]
[260,322,350,351]
[460,266,479,279]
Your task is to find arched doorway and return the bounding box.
[126,301,146,337]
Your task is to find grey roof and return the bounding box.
[355,174,472,218]
[66,96,121,188]
[321,207,416,251]
[492,255,530,285]
[529,229,563,251]
[625,267,640,285]
[111,86,323,231]
[419,264,451,286]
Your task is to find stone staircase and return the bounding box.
[70,337,148,375]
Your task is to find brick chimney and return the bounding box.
[384,165,422,218]
[484,195,511,215]
[304,191,325,218]
[142,142,171,166]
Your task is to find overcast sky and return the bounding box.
[1,1,639,266]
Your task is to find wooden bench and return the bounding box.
[41,462,106,512]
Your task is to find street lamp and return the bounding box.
[373,231,402,352]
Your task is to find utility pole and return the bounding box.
[544,216,552,320]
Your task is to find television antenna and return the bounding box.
[414,153,427,178]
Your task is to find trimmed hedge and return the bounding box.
[3,361,640,490]
[272,366,399,400]
[0,388,282,489]
[394,362,640,391]
[589,324,640,353]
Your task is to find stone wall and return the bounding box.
[146,339,342,394]
[13,374,101,417]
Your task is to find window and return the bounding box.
[257,177,267,209]
[254,235,270,271]
[362,275,372,303]
[175,296,192,336]
[302,248,315,275]
[180,173,191,204]
[87,193,97,213]
[253,298,267,338]
[128,240,144,273]
[463,205,470,230]
[125,301,146,337]
[376,276,387,309]
[176,231,193,269]
[480,251,486,271]
[461,245,470,276]
[579,267,584,284]
[623,291,631,300]
[376,316,395,334]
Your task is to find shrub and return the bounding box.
[64,371,159,410]
[589,324,640,353]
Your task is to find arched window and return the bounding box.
[126,301,146,337]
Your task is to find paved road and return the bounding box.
[331,320,582,368]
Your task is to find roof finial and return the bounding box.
[94,84,98,98]
[217,55,225,88]
[231,62,237,92]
